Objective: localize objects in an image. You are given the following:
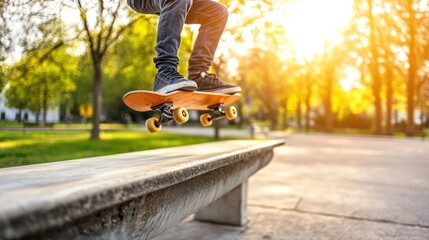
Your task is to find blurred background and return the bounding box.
[1,2,428,237]
[0,0,428,140]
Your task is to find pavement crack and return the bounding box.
[249,203,429,229]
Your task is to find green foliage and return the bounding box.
[71,53,93,110]
[102,18,158,121]
[70,0,150,140]
[237,47,289,129]
[5,47,77,120]
[0,63,6,92]
[1,0,55,54]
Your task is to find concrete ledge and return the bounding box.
[0,140,284,239]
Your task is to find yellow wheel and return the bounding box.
[173,107,189,124]
[200,113,212,127]
[225,106,238,120]
[145,117,161,133]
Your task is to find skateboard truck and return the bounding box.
[200,104,238,127]
[146,102,238,132]
[208,104,226,121]
[151,103,174,127]
[146,102,189,133]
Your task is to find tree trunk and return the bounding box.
[18,109,22,123]
[385,61,394,135]
[42,83,48,126]
[296,84,302,131]
[304,73,312,132]
[305,97,311,131]
[237,100,243,129]
[214,121,220,140]
[91,58,102,140]
[406,0,416,137]
[324,91,333,133]
[283,98,288,130]
[270,108,278,131]
[324,69,334,133]
[368,0,383,135]
[372,77,383,135]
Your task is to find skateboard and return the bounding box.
[123,90,241,133]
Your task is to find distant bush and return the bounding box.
[314,112,372,130]
[336,113,372,129]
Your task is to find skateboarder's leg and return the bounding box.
[185,0,228,76]
[126,0,197,93]
[185,0,241,94]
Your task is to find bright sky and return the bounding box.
[282,0,354,62]
[283,0,357,91]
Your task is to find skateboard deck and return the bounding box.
[123,90,240,112]
[123,90,241,133]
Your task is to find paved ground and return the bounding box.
[155,133,429,239]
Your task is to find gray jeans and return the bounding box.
[127,0,228,77]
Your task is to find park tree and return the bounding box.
[376,1,407,135]
[367,0,384,134]
[237,47,288,130]
[2,6,77,124]
[0,1,65,57]
[402,0,419,136]
[102,18,157,122]
[219,0,290,130]
[381,0,428,136]
[4,80,27,122]
[296,59,318,132]
[0,0,61,93]
[69,0,145,140]
[348,0,389,134]
[318,43,345,133]
[346,0,395,134]
[6,47,76,124]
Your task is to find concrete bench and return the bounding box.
[0,140,284,239]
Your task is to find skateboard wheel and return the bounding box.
[200,113,212,127]
[146,117,161,133]
[173,107,189,124]
[225,106,238,120]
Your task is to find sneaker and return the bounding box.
[154,68,198,94]
[190,71,241,94]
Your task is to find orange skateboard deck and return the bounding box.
[123,90,241,133]
[123,90,240,112]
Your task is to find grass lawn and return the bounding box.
[0,131,216,169]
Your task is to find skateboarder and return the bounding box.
[127,0,241,94]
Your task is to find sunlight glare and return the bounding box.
[226,58,240,77]
[340,67,360,91]
[283,0,354,62]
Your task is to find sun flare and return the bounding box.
[282,0,354,62]
[221,0,355,75]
